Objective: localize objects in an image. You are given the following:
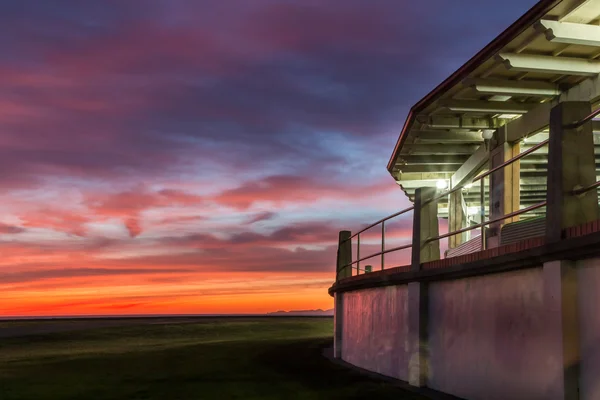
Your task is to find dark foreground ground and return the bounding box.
[0,317,428,400]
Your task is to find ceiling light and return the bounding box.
[497,113,521,119]
[467,206,480,216]
[482,130,495,140]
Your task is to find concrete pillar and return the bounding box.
[489,141,520,247]
[333,292,344,359]
[411,187,440,271]
[336,230,352,280]
[407,188,435,387]
[448,190,468,249]
[547,101,599,243]
[543,260,580,400]
[408,281,428,387]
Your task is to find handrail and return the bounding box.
[423,139,549,206]
[563,107,600,129]
[572,181,600,196]
[345,206,415,241]
[339,136,550,276]
[424,201,547,244]
[343,243,413,269]
[474,139,549,182]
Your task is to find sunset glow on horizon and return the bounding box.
[0,0,537,317]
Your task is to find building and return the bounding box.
[329,1,600,399]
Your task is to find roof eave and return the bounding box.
[386,0,563,175]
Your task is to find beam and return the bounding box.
[399,155,470,165]
[400,144,480,155]
[439,100,534,114]
[450,144,489,188]
[497,53,600,76]
[399,164,463,173]
[411,130,484,143]
[425,116,500,129]
[560,73,600,104]
[536,20,600,47]
[561,0,600,24]
[464,77,561,97]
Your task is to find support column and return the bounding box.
[547,101,599,243]
[333,292,344,359]
[448,190,468,249]
[336,231,352,280]
[408,187,436,387]
[411,187,440,271]
[334,231,351,359]
[489,141,521,247]
[543,260,580,400]
[408,281,428,387]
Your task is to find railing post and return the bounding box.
[381,221,385,270]
[480,178,486,250]
[411,187,440,271]
[546,101,599,243]
[336,231,352,280]
[356,234,361,275]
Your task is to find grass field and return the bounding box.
[0,317,427,400]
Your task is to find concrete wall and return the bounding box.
[427,268,556,400]
[341,285,409,381]
[578,258,600,400]
[336,255,600,399]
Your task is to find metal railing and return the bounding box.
[423,138,549,250]
[341,206,414,275]
[337,105,600,279]
[339,135,551,277]
[563,107,600,130]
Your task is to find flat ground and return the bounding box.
[0,317,428,400]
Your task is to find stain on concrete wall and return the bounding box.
[428,268,551,400]
[578,258,600,400]
[342,285,409,381]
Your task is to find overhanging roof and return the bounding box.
[388,0,600,211]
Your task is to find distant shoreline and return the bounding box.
[0,314,333,322]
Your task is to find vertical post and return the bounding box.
[489,138,520,248]
[547,101,599,243]
[381,221,385,270]
[480,178,486,250]
[356,234,361,275]
[336,231,352,281]
[408,281,428,387]
[408,187,436,387]
[543,260,580,400]
[449,190,468,249]
[411,187,440,271]
[334,231,350,359]
[333,292,344,359]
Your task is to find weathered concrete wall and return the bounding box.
[427,268,552,400]
[578,258,600,400]
[341,285,409,381]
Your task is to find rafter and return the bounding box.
[425,116,500,129]
[412,130,483,143]
[463,78,561,97]
[497,53,600,76]
[561,0,600,24]
[401,144,480,155]
[536,20,600,47]
[439,100,534,114]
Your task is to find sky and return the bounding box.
[0,0,538,316]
